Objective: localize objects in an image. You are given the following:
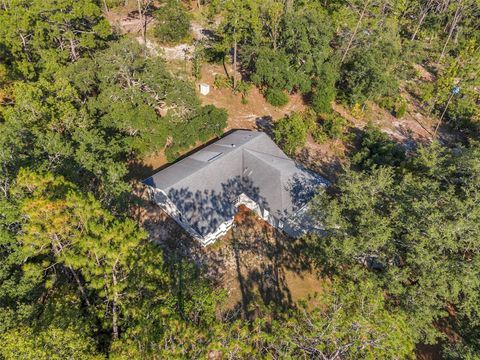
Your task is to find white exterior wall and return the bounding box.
[148,187,308,246]
[149,188,204,241]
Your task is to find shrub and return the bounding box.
[352,123,406,170]
[377,96,396,113]
[104,0,124,8]
[213,74,231,89]
[265,88,289,107]
[154,1,190,44]
[378,96,408,119]
[235,80,251,104]
[165,105,227,161]
[311,61,339,114]
[395,100,407,118]
[310,115,348,144]
[311,85,336,114]
[273,112,309,154]
[323,115,347,140]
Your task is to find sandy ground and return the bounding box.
[197,64,306,130]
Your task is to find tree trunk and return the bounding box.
[19,33,31,62]
[111,267,119,341]
[439,1,463,61]
[69,39,78,61]
[69,267,91,307]
[233,39,238,89]
[341,1,369,64]
[411,10,428,41]
[102,0,109,13]
[143,12,147,45]
[137,0,144,40]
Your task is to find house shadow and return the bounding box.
[255,116,274,137]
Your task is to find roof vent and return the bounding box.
[231,143,236,147]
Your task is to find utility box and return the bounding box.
[199,83,210,96]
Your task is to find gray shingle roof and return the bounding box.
[144,130,327,237]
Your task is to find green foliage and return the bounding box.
[154,0,190,44]
[309,141,480,345]
[273,112,309,154]
[311,85,336,114]
[0,325,104,360]
[339,47,399,105]
[165,105,227,160]
[250,48,310,94]
[352,123,406,169]
[234,80,252,104]
[192,42,205,79]
[339,19,401,105]
[0,0,111,79]
[213,74,231,89]
[311,60,339,115]
[320,115,348,142]
[269,279,415,359]
[264,87,289,107]
[378,96,408,119]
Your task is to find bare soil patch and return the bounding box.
[332,100,435,147]
[197,64,307,131]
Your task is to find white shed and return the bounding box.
[199,83,210,96]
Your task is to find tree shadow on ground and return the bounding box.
[223,207,315,320]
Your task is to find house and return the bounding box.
[144,130,328,246]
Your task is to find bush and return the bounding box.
[310,115,348,144]
[104,0,124,8]
[165,105,227,161]
[265,88,289,107]
[352,123,406,170]
[154,1,190,44]
[273,112,309,154]
[323,115,347,140]
[311,60,339,114]
[311,85,336,114]
[378,96,408,119]
[395,100,407,118]
[235,81,251,104]
[213,74,231,89]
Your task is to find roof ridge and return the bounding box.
[243,148,292,162]
[242,148,285,212]
[242,148,283,175]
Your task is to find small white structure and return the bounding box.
[199,83,210,96]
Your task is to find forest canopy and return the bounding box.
[0,0,480,359]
